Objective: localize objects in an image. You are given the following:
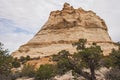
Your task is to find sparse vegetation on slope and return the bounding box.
[21,64,36,77]
[0,42,13,80]
[104,46,120,80]
[35,64,56,80]
[1,39,120,80]
[51,39,103,80]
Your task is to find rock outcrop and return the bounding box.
[12,3,118,58]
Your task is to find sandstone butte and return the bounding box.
[12,3,118,59]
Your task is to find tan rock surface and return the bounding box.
[12,3,118,58]
[26,57,54,69]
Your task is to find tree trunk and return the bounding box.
[89,60,96,80]
[69,59,91,80]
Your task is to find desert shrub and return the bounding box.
[21,64,35,77]
[35,64,56,80]
[11,71,22,80]
[104,48,120,80]
[26,55,31,60]
[19,55,31,64]
[109,49,120,68]
[100,56,113,68]
[0,74,13,80]
[105,68,120,80]
[56,58,71,75]
[0,42,14,80]
[19,56,26,64]
[52,50,71,75]
[12,61,21,68]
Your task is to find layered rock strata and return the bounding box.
[12,3,118,58]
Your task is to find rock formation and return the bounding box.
[12,3,118,58]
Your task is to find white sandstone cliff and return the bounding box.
[12,3,118,58]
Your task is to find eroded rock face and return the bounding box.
[12,3,118,58]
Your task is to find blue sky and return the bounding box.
[0,0,120,53]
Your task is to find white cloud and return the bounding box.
[0,32,33,53]
[0,0,120,53]
[90,0,120,41]
[0,0,48,32]
[0,0,94,32]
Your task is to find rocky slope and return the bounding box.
[12,3,118,58]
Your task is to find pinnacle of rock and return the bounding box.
[12,3,118,58]
[63,3,74,10]
[42,3,107,31]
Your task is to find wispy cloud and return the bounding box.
[0,18,33,53]
[0,32,33,53]
[90,0,120,41]
[0,18,32,34]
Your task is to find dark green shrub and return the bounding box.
[104,48,120,80]
[109,49,120,68]
[0,42,13,78]
[19,56,26,63]
[35,64,55,80]
[19,55,31,64]
[55,58,71,75]
[26,55,31,61]
[52,50,71,75]
[100,56,113,68]
[21,64,35,77]
[12,61,21,68]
